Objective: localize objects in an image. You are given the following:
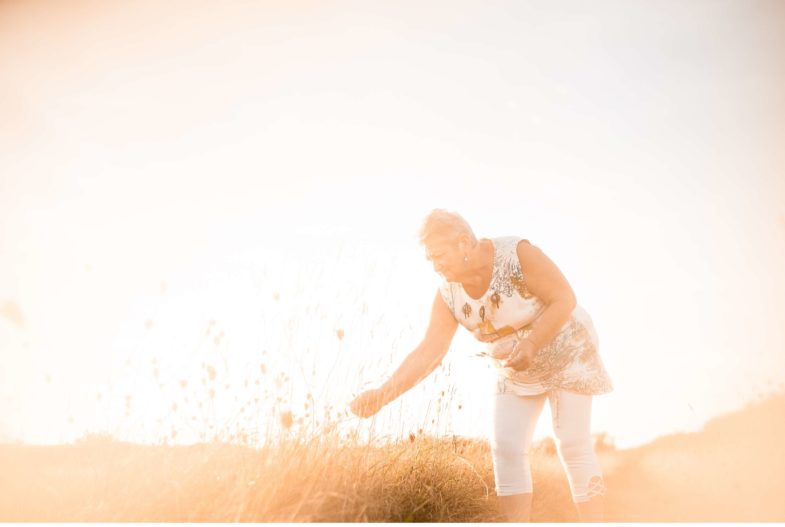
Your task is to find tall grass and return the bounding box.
[0,431,559,521]
[3,390,785,521]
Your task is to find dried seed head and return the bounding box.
[280,411,293,430]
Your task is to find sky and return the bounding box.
[1,0,784,449]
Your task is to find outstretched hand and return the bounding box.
[349,388,386,418]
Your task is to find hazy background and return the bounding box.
[1,0,784,449]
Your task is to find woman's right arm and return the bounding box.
[350,290,459,417]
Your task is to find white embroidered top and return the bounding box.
[439,237,613,396]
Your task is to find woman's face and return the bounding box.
[425,239,464,281]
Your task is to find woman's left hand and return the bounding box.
[503,338,537,371]
[349,388,387,418]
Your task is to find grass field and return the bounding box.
[1,391,784,522]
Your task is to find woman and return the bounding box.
[349,209,613,522]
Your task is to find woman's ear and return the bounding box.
[457,234,472,253]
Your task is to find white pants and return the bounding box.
[491,388,606,503]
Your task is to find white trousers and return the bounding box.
[491,388,606,503]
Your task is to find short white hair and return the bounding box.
[418,209,477,247]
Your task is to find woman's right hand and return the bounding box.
[349,388,387,418]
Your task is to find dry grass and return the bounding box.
[0,433,507,522]
[1,392,784,522]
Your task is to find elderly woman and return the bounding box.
[350,209,613,522]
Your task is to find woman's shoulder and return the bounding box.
[491,236,532,256]
[491,235,531,245]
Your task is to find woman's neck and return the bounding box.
[460,239,494,299]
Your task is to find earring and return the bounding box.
[463,254,469,264]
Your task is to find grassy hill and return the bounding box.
[1,391,783,522]
[604,391,785,521]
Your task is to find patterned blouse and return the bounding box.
[439,237,613,396]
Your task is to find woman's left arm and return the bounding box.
[504,240,577,371]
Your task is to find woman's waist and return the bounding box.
[480,304,594,358]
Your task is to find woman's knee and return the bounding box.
[491,435,530,464]
[556,434,594,461]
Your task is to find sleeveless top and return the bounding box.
[439,237,613,396]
